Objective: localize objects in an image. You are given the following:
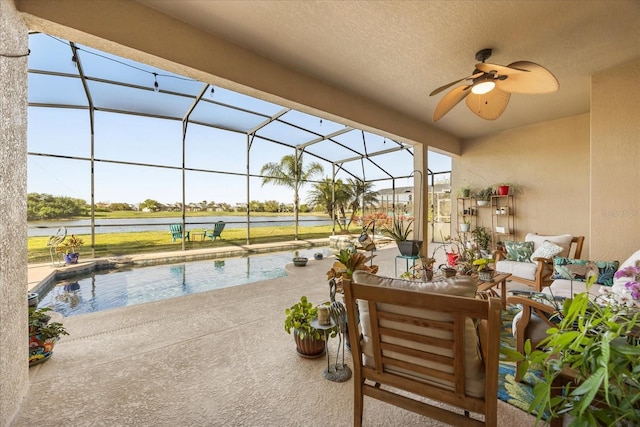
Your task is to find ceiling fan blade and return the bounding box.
[475,62,528,76]
[465,87,511,120]
[433,85,471,121]
[430,72,482,96]
[496,61,559,94]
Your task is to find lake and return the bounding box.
[28,215,334,237]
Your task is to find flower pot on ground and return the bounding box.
[28,306,68,366]
[55,234,84,265]
[284,296,335,358]
[292,256,308,267]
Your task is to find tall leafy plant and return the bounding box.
[502,276,640,426]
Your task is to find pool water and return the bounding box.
[38,247,331,317]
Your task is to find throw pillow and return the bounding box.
[505,240,534,262]
[551,258,619,285]
[530,240,564,262]
[525,233,573,257]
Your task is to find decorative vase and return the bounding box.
[462,189,470,198]
[292,257,308,267]
[293,329,325,358]
[397,240,422,257]
[497,185,510,196]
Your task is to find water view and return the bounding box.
[28,215,333,237]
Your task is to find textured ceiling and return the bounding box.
[138,1,640,140]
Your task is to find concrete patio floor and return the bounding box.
[15,239,537,426]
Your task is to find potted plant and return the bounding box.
[471,225,492,257]
[55,234,85,264]
[472,257,495,281]
[29,306,68,366]
[475,187,494,206]
[459,218,471,232]
[492,182,523,196]
[381,217,421,256]
[401,256,436,281]
[502,276,640,426]
[326,248,378,291]
[284,296,334,358]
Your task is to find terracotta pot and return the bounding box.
[294,329,326,358]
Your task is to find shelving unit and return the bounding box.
[491,195,515,249]
[456,197,477,233]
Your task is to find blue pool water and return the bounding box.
[37,247,332,317]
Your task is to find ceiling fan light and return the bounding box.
[471,79,495,95]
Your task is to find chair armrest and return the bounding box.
[493,249,507,262]
[507,295,559,316]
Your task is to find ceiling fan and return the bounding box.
[430,48,559,121]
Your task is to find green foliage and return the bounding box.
[29,307,69,341]
[140,199,160,211]
[284,296,334,341]
[55,234,85,254]
[27,193,89,220]
[472,257,494,271]
[381,217,414,241]
[502,276,640,426]
[475,187,494,201]
[471,226,492,251]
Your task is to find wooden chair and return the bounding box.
[204,221,225,241]
[344,275,501,426]
[507,291,564,382]
[494,235,585,291]
[169,223,190,242]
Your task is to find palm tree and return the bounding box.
[307,178,351,230]
[346,178,379,227]
[260,153,324,239]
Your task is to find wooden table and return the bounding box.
[475,272,512,308]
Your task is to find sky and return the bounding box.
[26,33,452,206]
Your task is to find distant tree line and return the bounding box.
[28,193,90,221]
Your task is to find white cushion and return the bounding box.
[545,279,603,299]
[351,271,485,398]
[495,260,538,281]
[525,233,573,258]
[530,240,564,262]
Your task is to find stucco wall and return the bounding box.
[452,114,591,257]
[0,1,29,424]
[591,57,640,261]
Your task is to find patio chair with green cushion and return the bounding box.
[169,223,190,242]
[204,221,225,241]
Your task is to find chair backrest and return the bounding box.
[344,272,501,426]
[169,223,182,237]
[571,236,585,259]
[213,221,225,235]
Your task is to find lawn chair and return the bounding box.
[169,223,190,242]
[204,221,225,241]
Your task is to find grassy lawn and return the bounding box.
[28,224,336,264]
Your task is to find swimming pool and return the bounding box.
[37,247,332,317]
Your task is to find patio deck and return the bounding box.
[15,241,537,426]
